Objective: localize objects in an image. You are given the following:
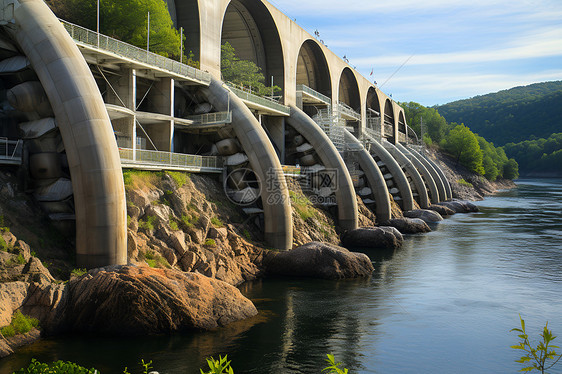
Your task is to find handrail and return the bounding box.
[0,138,22,159]
[60,19,211,85]
[226,83,290,115]
[184,111,232,125]
[338,102,361,121]
[119,148,223,171]
[296,84,331,105]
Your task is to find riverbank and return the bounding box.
[0,148,517,359]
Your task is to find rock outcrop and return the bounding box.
[383,217,431,234]
[427,204,456,216]
[436,200,479,213]
[263,242,374,279]
[35,265,257,335]
[341,227,403,249]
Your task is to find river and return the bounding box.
[1,179,562,373]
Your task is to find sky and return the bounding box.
[268,0,562,106]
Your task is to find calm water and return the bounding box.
[2,179,562,373]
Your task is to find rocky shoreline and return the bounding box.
[0,150,517,359]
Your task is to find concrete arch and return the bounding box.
[295,39,332,98]
[287,106,358,230]
[384,141,429,209]
[383,99,395,141]
[408,147,447,203]
[366,87,381,115]
[396,143,441,204]
[398,111,406,137]
[13,0,127,267]
[338,67,361,110]
[220,0,285,95]
[343,129,391,223]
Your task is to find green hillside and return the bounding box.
[435,81,562,146]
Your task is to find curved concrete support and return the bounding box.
[14,0,127,267]
[384,141,429,208]
[408,147,447,203]
[202,78,292,250]
[287,105,358,230]
[422,154,452,200]
[396,143,441,203]
[343,129,391,222]
[365,135,414,211]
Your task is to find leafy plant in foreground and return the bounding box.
[200,355,234,374]
[322,354,349,374]
[13,358,96,374]
[511,315,562,373]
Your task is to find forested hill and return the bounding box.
[435,81,562,146]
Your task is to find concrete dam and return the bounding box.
[0,0,451,268]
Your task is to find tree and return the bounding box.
[221,42,281,97]
[400,101,448,144]
[47,0,182,59]
[441,124,484,175]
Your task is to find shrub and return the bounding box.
[181,214,199,229]
[71,268,87,277]
[123,170,160,190]
[170,220,179,231]
[204,239,216,247]
[211,217,223,227]
[138,215,157,232]
[0,236,8,252]
[143,251,170,269]
[457,179,473,187]
[1,310,39,337]
[13,359,96,374]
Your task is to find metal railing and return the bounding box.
[383,123,394,138]
[226,83,290,115]
[119,148,222,171]
[0,138,22,164]
[338,102,361,121]
[296,84,331,105]
[184,111,232,126]
[61,20,211,85]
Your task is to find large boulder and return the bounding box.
[403,209,443,223]
[264,242,374,279]
[41,265,257,335]
[383,217,431,234]
[341,227,403,249]
[437,200,479,213]
[427,204,456,216]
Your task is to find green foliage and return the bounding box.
[204,239,216,247]
[138,215,157,232]
[181,214,199,229]
[123,170,160,190]
[0,235,8,252]
[436,81,562,146]
[1,310,39,338]
[13,358,96,374]
[211,217,223,227]
[458,179,473,187]
[200,355,234,374]
[441,124,484,175]
[169,220,179,231]
[503,133,561,177]
[242,229,251,241]
[6,254,26,267]
[166,171,189,188]
[400,101,448,144]
[289,191,318,221]
[48,0,183,59]
[511,315,562,373]
[221,42,281,97]
[71,268,87,277]
[143,250,170,268]
[322,354,349,374]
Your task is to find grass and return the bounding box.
[458,178,473,187]
[6,254,26,267]
[204,239,216,247]
[0,310,39,337]
[169,220,179,231]
[123,170,161,190]
[0,236,8,252]
[166,171,189,188]
[143,250,171,269]
[289,191,317,221]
